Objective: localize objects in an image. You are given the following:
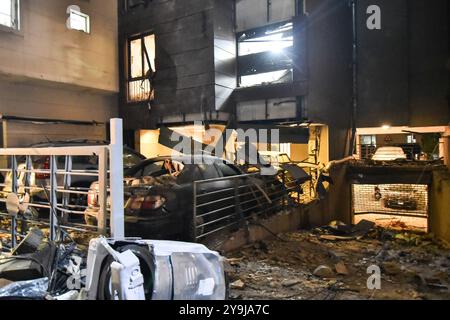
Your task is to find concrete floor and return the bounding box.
[226,229,450,300]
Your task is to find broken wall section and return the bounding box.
[430,169,450,246]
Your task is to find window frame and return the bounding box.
[360,135,377,146]
[127,32,155,82]
[0,0,20,32]
[67,8,90,34]
[126,32,156,103]
[236,19,294,88]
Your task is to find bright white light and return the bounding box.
[240,69,292,87]
[271,45,284,53]
[239,33,293,56]
[0,0,12,28]
[382,125,391,130]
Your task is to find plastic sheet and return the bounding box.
[0,277,48,299]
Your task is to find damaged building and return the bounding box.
[0,0,119,147]
[0,0,449,302]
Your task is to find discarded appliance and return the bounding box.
[1,235,228,300]
[85,237,228,300]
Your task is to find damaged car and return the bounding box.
[381,185,420,211]
[84,155,297,242]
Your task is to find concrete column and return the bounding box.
[109,118,125,239]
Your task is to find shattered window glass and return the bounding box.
[238,22,293,56]
[128,33,156,102]
[237,21,294,87]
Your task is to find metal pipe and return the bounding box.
[10,155,17,248]
[349,0,359,157]
[49,155,58,241]
[109,119,125,239]
[0,114,104,126]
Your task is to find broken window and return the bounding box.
[359,135,377,159]
[407,134,417,144]
[237,21,294,87]
[127,33,156,103]
[0,0,19,30]
[360,135,376,146]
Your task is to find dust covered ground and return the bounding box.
[225,227,450,300]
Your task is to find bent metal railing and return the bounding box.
[193,172,307,242]
[0,119,125,252]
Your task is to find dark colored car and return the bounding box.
[381,185,418,211]
[85,155,284,241]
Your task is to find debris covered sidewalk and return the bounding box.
[226,223,450,300]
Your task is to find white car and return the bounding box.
[372,147,407,161]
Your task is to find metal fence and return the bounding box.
[352,183,429,218]
[0,119,125,252]
[193,171,307,242]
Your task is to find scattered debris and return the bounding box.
[313,265,335,278]
[382,262,402,275]
[0,278,48,300]
[12,228,45,256]
[0,241,56,282]
[282,279,301,287]
[228,227,450,300]
[226,257,245,266]
[230,279,246,290]
[315,220,376,241]
[335,262,349,275]
[391,221,408,229]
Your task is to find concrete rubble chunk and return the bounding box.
[313,265,335,278]
[282,279,301,287]
[382,262,402,275]
[328,250,348,260]
[335,261,350,275]
[230,279,246,290]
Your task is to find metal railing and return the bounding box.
[193,171,307,241]
[0,119,125,252]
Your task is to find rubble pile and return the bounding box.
[226,223,450,300]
